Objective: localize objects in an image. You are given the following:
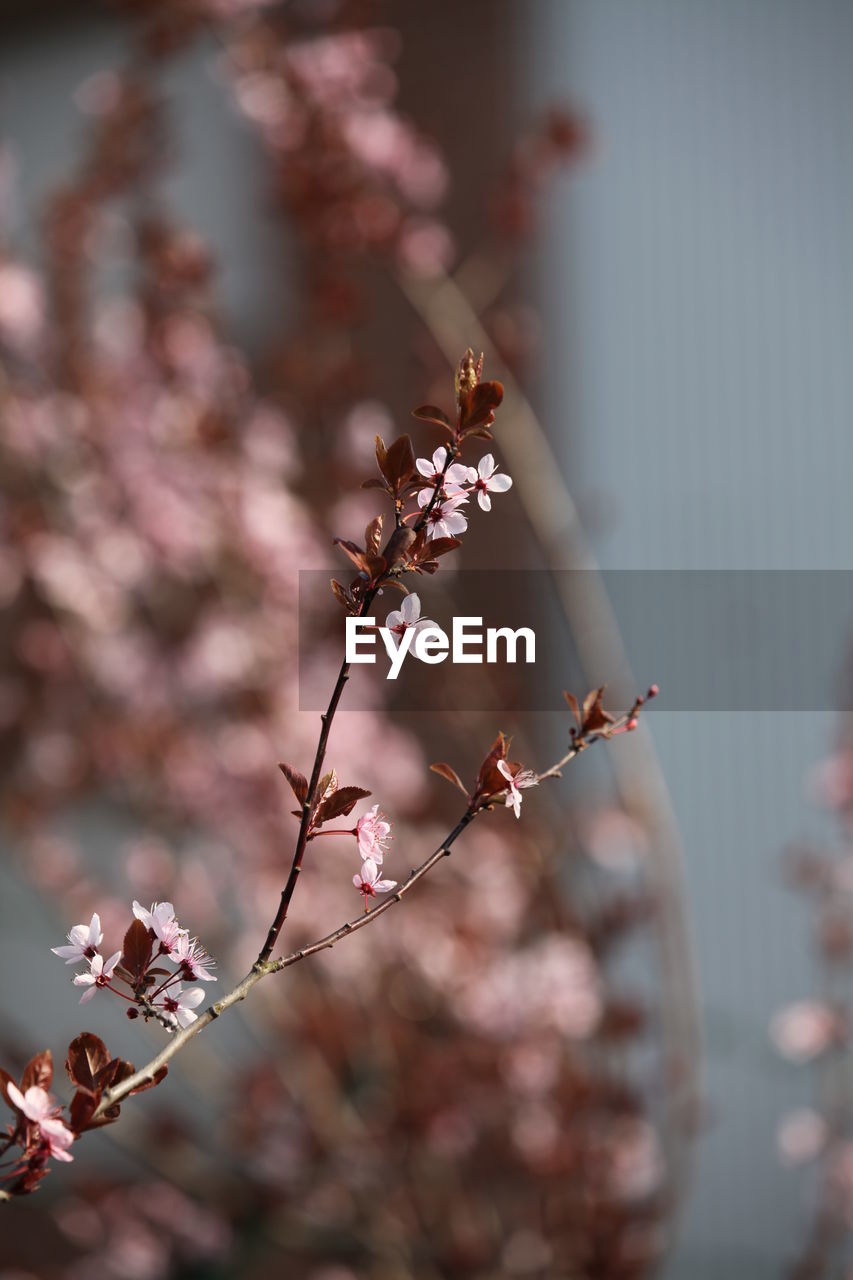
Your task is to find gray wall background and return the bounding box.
[526,2,853,1276]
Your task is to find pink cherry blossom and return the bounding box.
[415,446,475,496]
[155,983,206,1029]
[51,911,103,965]
[356,804,392,863]
[132,900,187,954]
[776,1108,827,1166]
[420,492,469,541]
[770,1001,839,1062]
[353,857,397,904]
[73,950,122,1003]
[471,454,512,512]
[6,1083,75,1163]
[172,933,217,982]
[384,594,431,644]
[497,759,539,819]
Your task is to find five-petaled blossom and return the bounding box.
[6,1083,75,1162]
[73,951,122,1003]
[497,759,539,819]
[132,900,186,954]
[385,593,432,645]
[420,492,469,541]
[155,983,206,1029]
[472,454,513,511]
[356,804,392,863]
[416,446,475,497]
[353,857,397,906]
[51,912,103,965]
[172,933,217,983]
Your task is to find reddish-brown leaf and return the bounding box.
[412,404,453,430]
[563,690,581,727]
[69,1089,98,1133]
[315,785,371,825]
[21,1050,52,1093]
[278,761,308,805]
[581,686,615,735]
[125,1063,167,1095]
[122,918,153,984]
[333,538,370,574]
[0,1066,16,1110]
[375,434,390,482]
[461,379,504,431]
[65,1033,111,1095]
[365,515,384,556]
[430,762,469,796]
[330,578,356,614]
[385,434,416,491]
[421,536,460,561]
[474,731,511,801]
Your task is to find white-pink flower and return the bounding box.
[353,857,397,903]
[6,1083,75,1163]
[777,1108,828,1166]
[356,804,392,863]
[420,492,469,541]
[416,446,475,496]
[132,900,187,954]
[385,593,432,644]
[51,912,103,965]
[172,933,217,982]
[73,950,122,1003]
[497,758,538,819]
[471,454,512,511]
[155,983,206,1029]
[770,1001,839,1063]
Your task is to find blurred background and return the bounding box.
[1,1,852,1277]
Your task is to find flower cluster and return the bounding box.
[416,447,512,540]
[4,1079,74,1168]
[330,351,509,617]
[353,805,397,909]
[51,903,215,1030]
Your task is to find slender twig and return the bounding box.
[93,712,625,1123]
[256,447,460,965]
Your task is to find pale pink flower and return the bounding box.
[73,950,122,1003]
[6,1083,74,1162]
[497,759,538,819]
[471,454,512,511]
[384,594,431,644]
[777,1108,827,1166]
[155,983,206,1029]
[353,857,397,903]
[770,1001,839,1062]
[132,900,187,954]
[415,447,475,496]
[356,804,392,864]
[172,933,217,982]
[421,492,469,541]
[51,911,103,965]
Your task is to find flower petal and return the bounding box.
[401,594,420,624]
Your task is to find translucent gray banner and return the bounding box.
[297,570,853,712]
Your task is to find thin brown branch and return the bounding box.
[256,446,462,965]
[95,710,622,1123]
